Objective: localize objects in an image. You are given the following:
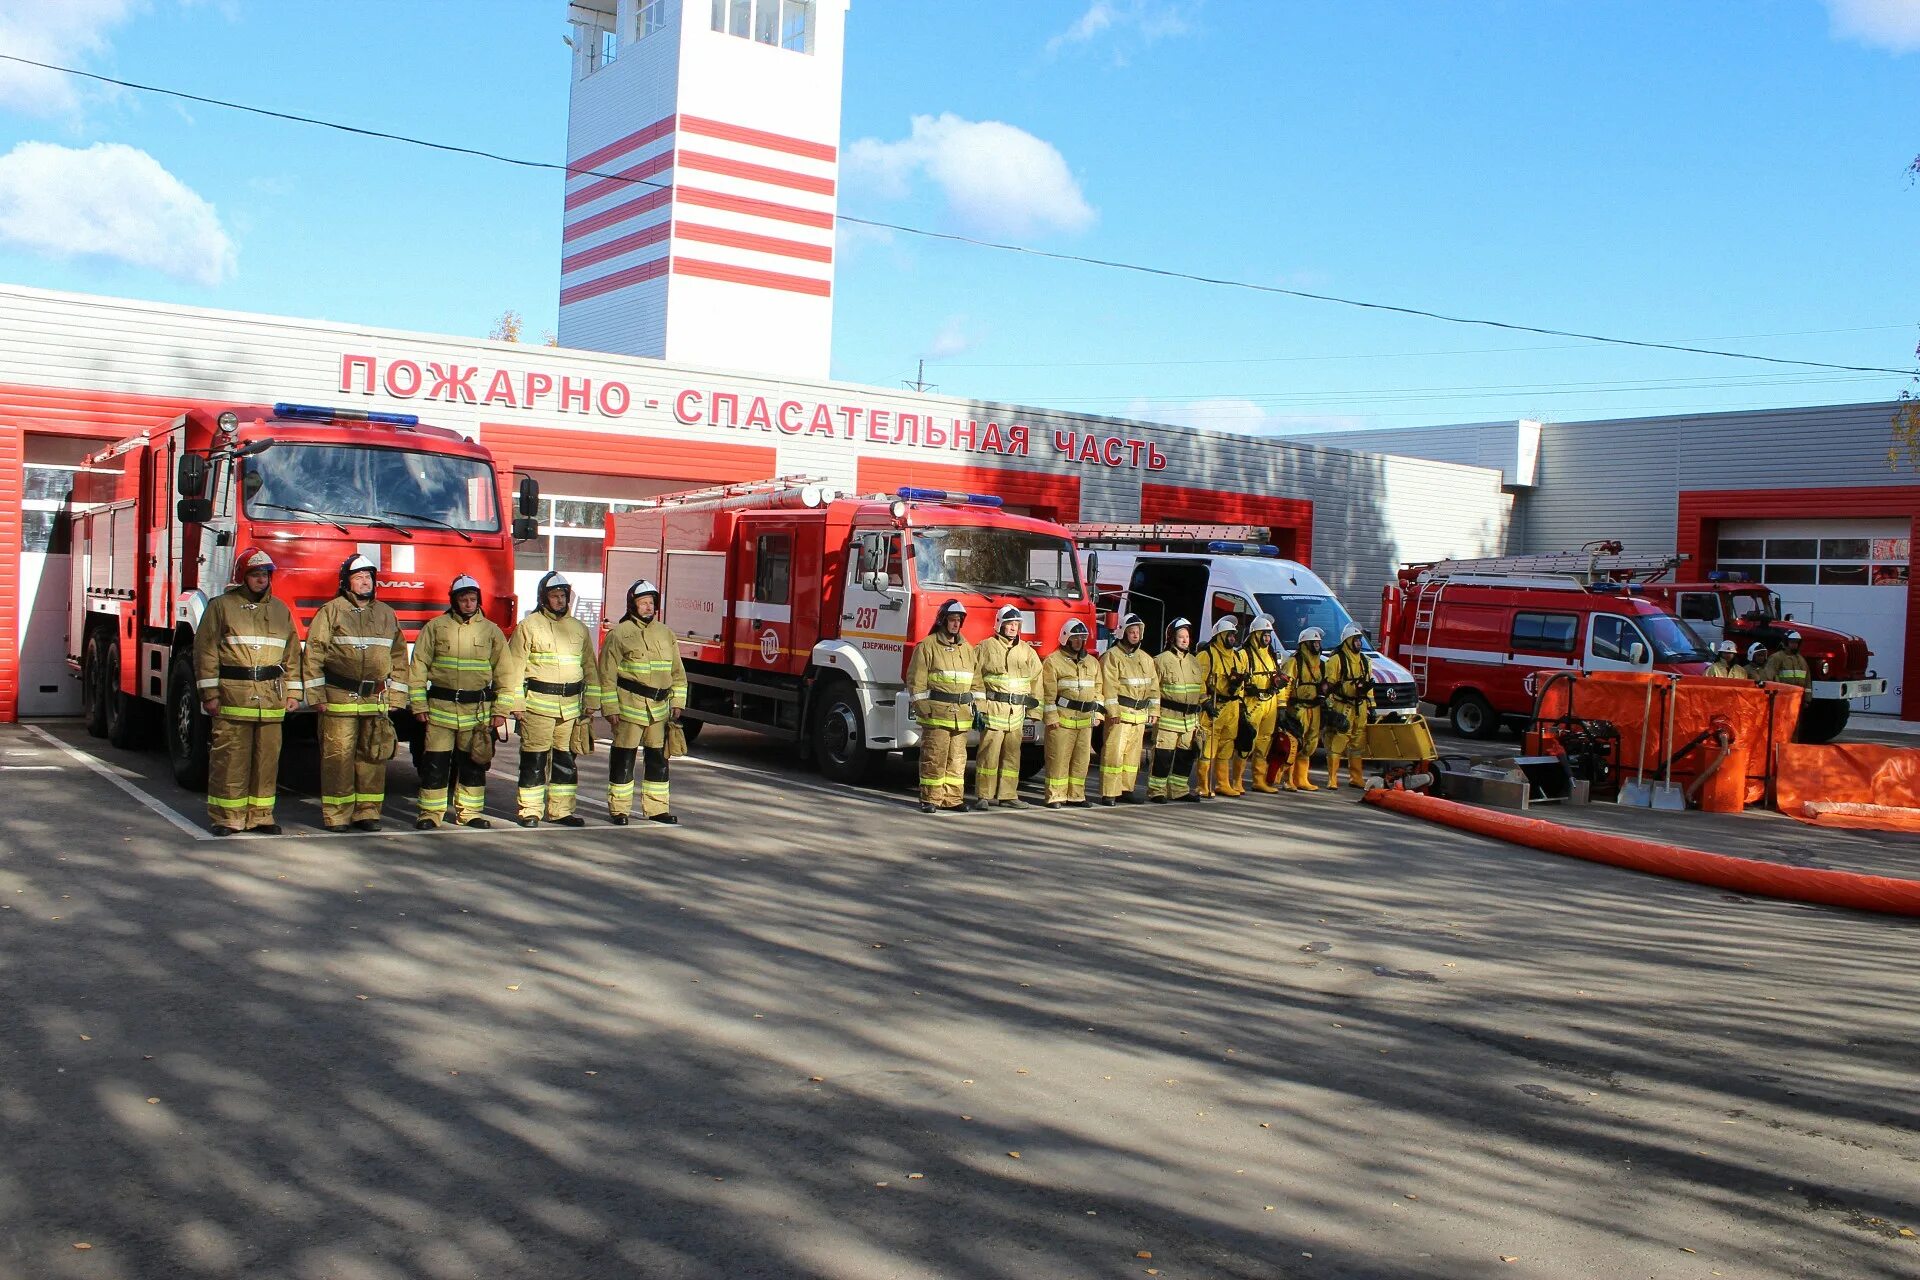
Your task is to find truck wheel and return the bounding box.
[676,716,704,748]
[1019,743,1045,781]
[81,629,109,738]
[810,677,874,784]
[1449,690,1499,740]
[1796,698,1851,745]
[167,649,210,790]
[103,637,147,749]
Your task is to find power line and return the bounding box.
[4,50,1916,380]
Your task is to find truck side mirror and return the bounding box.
[176,496,213,524]
[518,476,539,519]
[176,453,208,497]
[511,514,539,543]
[1087,552,1100,584]
[1628,641,1647,665]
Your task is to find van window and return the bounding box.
[1590,614,1648,663]
[1510,611,1578,654]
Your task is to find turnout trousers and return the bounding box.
[1044,721,1093,804]
[319,711,389,827]
[918,724,969,809]
[1290,704,1325,789]
[516,712,581,821]
[1148,723,1198,800]
[1100,719,1147,798]
[1326,700,1370,787]
[1241,696,1280,791]
[975,726,1024,803]
[1203,702,1241,786]
[208,713,283,830]
[608,719,671,819]
[417,723,494,827]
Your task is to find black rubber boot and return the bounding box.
[648,813,680,825]
[552,815,586,828]
[415,817,436,831]
[608,814,629,826]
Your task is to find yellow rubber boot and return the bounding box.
[1214,755,1238,797]
[1195,752,1214,798]
[1349,757,1367,789]
[1326,755,1342,790]
[1229,757,1248,795]
[1248,751,1277,793]
[1294,755,1320,792]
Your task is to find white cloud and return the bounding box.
[0,0,145,116]
[0,141,236,285]
[1125,397,1366,436]
[1046,0,1195,56]
[1823,0,1920,52]
[924,315,980,359]
[845,113,1096,238]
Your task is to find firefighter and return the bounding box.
[1756,630,1811,688]
[1282,626,1329,791]
[302,554,408,830]
[1197,616,1248,797]
[1324,623,1374,790]
[1148,617,1204,802]
[1098,613,1159,805]
[598,579,688,825]
[907,599,978,813]
[1704,639,1750,680]
[1040,617,1101,808]
[410,575,508,830]
[972,604,1042,809]
[194,547,299,835]
[1746,642,1769,673]
[1239,614,1285,793]
[497,570,599,828]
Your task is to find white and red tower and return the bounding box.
[560,0,847,378]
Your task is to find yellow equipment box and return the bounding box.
[1362,712,1437,762]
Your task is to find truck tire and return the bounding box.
[1449,690,1499,740]
[1019,743,1045,781]
[81,628,109,738]
[810,677,874,784]
[1796,698,1851,745]
[103,637,148,749]
[167,649,210,790]
[675,716,703,748]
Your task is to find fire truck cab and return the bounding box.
[604,478,1096,782]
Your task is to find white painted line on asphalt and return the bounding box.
[675,752,910,810]
[21,724,213,843]
[0,765,60,771]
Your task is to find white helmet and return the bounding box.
[448,574,482,609]
[1716,639,1739,656]
[1059,618,1090,646]
[1248,614,1275,636]
[1298,626,1324,646]
[1747,642,1767,662]
[1209,616,1239,640]
[1339,623,1365,645]
[995,604,1023,628]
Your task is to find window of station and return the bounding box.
[711,0,813,52]
[515,496,647,576]
[636,0,672,40]
[1715,532,1909,589]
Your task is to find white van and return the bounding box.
[1079,538,1419,711]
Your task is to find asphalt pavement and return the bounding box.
[2,717,1917,1280]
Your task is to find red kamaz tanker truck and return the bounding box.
[67,402,534,785]
[602,477,1098,781]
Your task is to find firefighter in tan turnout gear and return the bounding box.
[1149,617,1204,802]
[1756,630,1811,688]
[497,571,599,828]
[1239,614,1286,793]
[410,575,508,830]
[1282,627,1329,791]
[194,547,299,835]
[303,554,408,830]
[1197,616,1248,798]
[1098,613,1158,805]
[1040,617,1101,808]
[907,599,979,813]
[598,579,688,825]
[972,604,1042,809]
[1704,640,1750,680]
[1324,623,1374,791]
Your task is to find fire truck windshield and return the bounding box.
[241,445,500,533]
[1256,593,1365,649]
[1730,589,1779,623]
[911,526,1083,600]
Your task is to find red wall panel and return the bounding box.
[1138,483,1315,565]
[479,422,777,484]
[854,459,1082,524]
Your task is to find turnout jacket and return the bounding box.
[598,616,688,726]
[1704,659,1750,680]
[1040,647,1103,729]
[1101,643,1160,725]
[303,595,408,714]
[1327,644,1373,705]
[194,586,300,720]
[1282,647,1329,704]
[497,608,598,720]
[409,609,508,730]
[974,634,1043,731]
[906,633,979,730]
[1153,649,1205,735]
[1755,650,1810,686]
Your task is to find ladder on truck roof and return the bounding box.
[1409,548,1686,586]
[1068,522,1273,551]
[634,475,834,511]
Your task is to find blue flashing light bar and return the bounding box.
[894,486,1004,508]
[1206,541,1281,557]
[1706,569,1750,582]
[895,486,946,502]
[273,402,420,427]
[965,493,1005,508]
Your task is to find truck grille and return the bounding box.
[1373,681,1419,709]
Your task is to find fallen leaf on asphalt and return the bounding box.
[1900,1228,1916,1238]
[1264,1206,1274,1212]
[1145,1270,1159,1276]
[962,1079,974,1085]
[78,1035,90,1041]
[1135,1251,1152,1259]
[1016,1068,1029,1075]
[809,1076,824,1082]
[355,995,369,1001]
[1500,1257,1518,1264]
[585,1071,597,1076]
[1681,1248,1696,1254]
[874,1182,888,1187]
[1405,1194,1418,1200]
[960,1115,971,1121]
[505,985,519,991]
[908,1173,924,1180]
[1259,1123,1271,1129]
[1007,1151,1021,1159]
[73,1243,91,1250]
[146,1098,158,1104]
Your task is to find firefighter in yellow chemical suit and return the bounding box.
[1040,617,1101,809]
[1704,639,1750,680]
[598,579,688,825]
[497,570,599,828]
[1098,613,1159,805]
[1756,630,1811,688]
[1239,614,1286,793]
[1149,617,1205,803]
[1197,616,1248,797]
[907,598,978,814]
[1324,623,1374,790]
[194,547,300,835]
[302,555,408,830]
[410,575,508,830]
[1282,626,1330,791]
[972,604,1042,810]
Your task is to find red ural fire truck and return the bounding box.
[1381,546,1883,742]
[67,402,534,786]
[602,477,1097,782]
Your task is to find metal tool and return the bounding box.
[1649,677,1688,811]
[1616,676,1658,807]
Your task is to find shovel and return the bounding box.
[1649,678,1688,811]
[1615,676,1658,807]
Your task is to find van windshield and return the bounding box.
[1642,612,1714,663]
[912,526,1083,600]
[1256,593,1363,647]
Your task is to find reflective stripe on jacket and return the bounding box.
[193,587,300,720]
[497,609,599,718]
[906,634,979,730]
[599,617,688,725]
[303,596,408,714]
[409,610,507,729]
[1704,660,1750,680]
[1153,649,1205,733]
[975,634,1042,731]
[1757,652,1810,684]
[1041,648,1102,728]
[1101,644,1159,724]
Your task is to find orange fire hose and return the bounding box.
[1363,788,1920,917]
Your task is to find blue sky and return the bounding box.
[0,0,1913,434]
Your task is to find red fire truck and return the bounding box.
[602,477,1097,782]
[1381,546,1882,742]
[67,402,534,785]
